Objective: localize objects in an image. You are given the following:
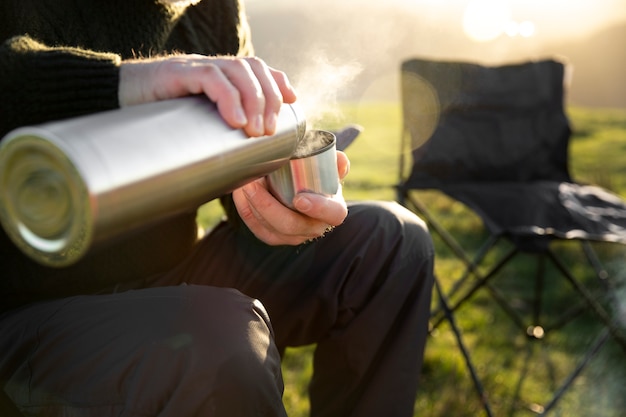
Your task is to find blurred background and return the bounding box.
[246,0,625,112]
[225,2,626,416]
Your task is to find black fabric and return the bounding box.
[438,181,626,252]
[334,124,363,151]
[152,201,434,417]
[0,0,250,314]
[1,201,434,417]
[402,58,571,185]
[1,285,287,417]
[400,57,626,251]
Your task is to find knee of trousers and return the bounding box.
[125,286,285,414]
[347,200,434,259]
[0,286,285,416]
[165,285,283,384]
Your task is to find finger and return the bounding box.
[149,57,250,130]
[127,56,296,138]
[244,58,285,135]
[336,151,350,180]
[268,67,297,104]
[212,58,268,136]
[233,180,321,245]
[242,179,321,238]
[233,186,289,245]
[292,189,348,227]
[195,64,250,129]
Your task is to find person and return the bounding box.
[0,1,435,416]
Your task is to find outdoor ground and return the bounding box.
[197,102,626,417]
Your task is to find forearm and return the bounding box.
[0,36,121,136]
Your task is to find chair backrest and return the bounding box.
[400,58,572,188]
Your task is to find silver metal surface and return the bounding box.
[266,130,338,209]
[0,96,306,267]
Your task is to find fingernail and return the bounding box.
[252,115,264,135]
[242,182,257,198]
[294,195,312,212]
[265,112,277,134]
[234,107,248,126]
[341,159,350,178]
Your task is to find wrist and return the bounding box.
[119,60,149,107]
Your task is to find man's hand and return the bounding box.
[119,55,297,137]
[232,151,351,246]
[118,53,351,246]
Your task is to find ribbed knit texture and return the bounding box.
[0,37,121,133]
[0,0,251,313]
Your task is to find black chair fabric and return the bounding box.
[400,58,626,251]
[398,57,626,416]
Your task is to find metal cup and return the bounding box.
[266,130,339,209]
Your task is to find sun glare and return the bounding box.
[463,0,535,42]
[463,0,511,41]
[504,20,536,38]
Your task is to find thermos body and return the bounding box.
[0,96,306,267]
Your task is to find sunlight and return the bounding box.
[463,0,512,42]
[504,20,536,38]
[518,21,536,37]
[463,0,539,41]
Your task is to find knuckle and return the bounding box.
[245,56,266,68]
[227,57,253,73]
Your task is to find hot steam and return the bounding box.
[293,130,334,159]
[291,50,362,129]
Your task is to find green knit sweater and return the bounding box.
[0,0,253,313]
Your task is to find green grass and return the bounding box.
[197,103,626,417]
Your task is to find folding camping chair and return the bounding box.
[397,57,626,416]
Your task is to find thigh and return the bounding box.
[161,200,434,348]
[0,285,284,417]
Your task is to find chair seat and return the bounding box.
[427,181,626,251]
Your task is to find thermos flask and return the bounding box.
[0,96,306,267]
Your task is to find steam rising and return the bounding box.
[293,130,334,158]
[291,51,362,129]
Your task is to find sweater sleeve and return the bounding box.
[0,35,121,137]
[0,35,199,309]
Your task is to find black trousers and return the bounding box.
[1,201,434,417]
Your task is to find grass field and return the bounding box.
[197,102,626,417]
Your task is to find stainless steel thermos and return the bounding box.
[0,96,306,267]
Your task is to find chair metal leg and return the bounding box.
[402,192,476,269]
[581,241,622,322]
[533,254,546,331]
[539,328,611,416]
[581,241,609,280]
[401,189,494,415]
[541,242,605,334]
[431,245,518,330]
[546,248,626,353]
[447,235,501,299]
[430,235,500,325]
[402,191,523,331]
[542,303,587,334]
[400,188,626,415]
[434,277,495,417]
